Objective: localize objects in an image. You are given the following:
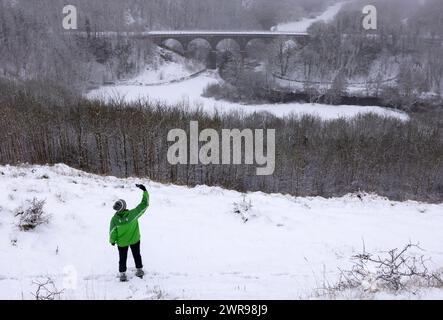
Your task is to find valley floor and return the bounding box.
[87,70,409,121]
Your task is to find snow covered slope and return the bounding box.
[1,164,442,299]
[120,47,205,86]
[275,1,349,32]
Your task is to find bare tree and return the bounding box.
[32,278,64,300]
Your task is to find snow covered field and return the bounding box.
[1,164,442,300]
[87,71,408,121]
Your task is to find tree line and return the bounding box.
[1,80,442,203]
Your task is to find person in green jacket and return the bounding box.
[110,184,149,282]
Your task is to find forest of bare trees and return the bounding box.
[207,0,443,110]
[1,81,442,202]
[299,0,442,106]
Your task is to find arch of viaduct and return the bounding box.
[145,31,310,69]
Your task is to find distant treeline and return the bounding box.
[203,81,387,106]
[1,81,442,202]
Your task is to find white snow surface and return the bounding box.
[127,62,194,86]
[275,1,349,33]
[120,47,205,86]
[87,71,408,121]
[0,164,442,300]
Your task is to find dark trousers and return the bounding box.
[117,241,143,273]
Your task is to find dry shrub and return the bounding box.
[15,198,50,231]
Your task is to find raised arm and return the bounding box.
[126,185,149,222]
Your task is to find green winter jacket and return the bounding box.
[109,191,149,247]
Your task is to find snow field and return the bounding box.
[0,164,442,299]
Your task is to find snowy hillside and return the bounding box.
[119,47,205,86]
[1,164,442,300]
[274,1,349,32]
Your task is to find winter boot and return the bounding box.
[135,268,144,279]
[119,272,128,282]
